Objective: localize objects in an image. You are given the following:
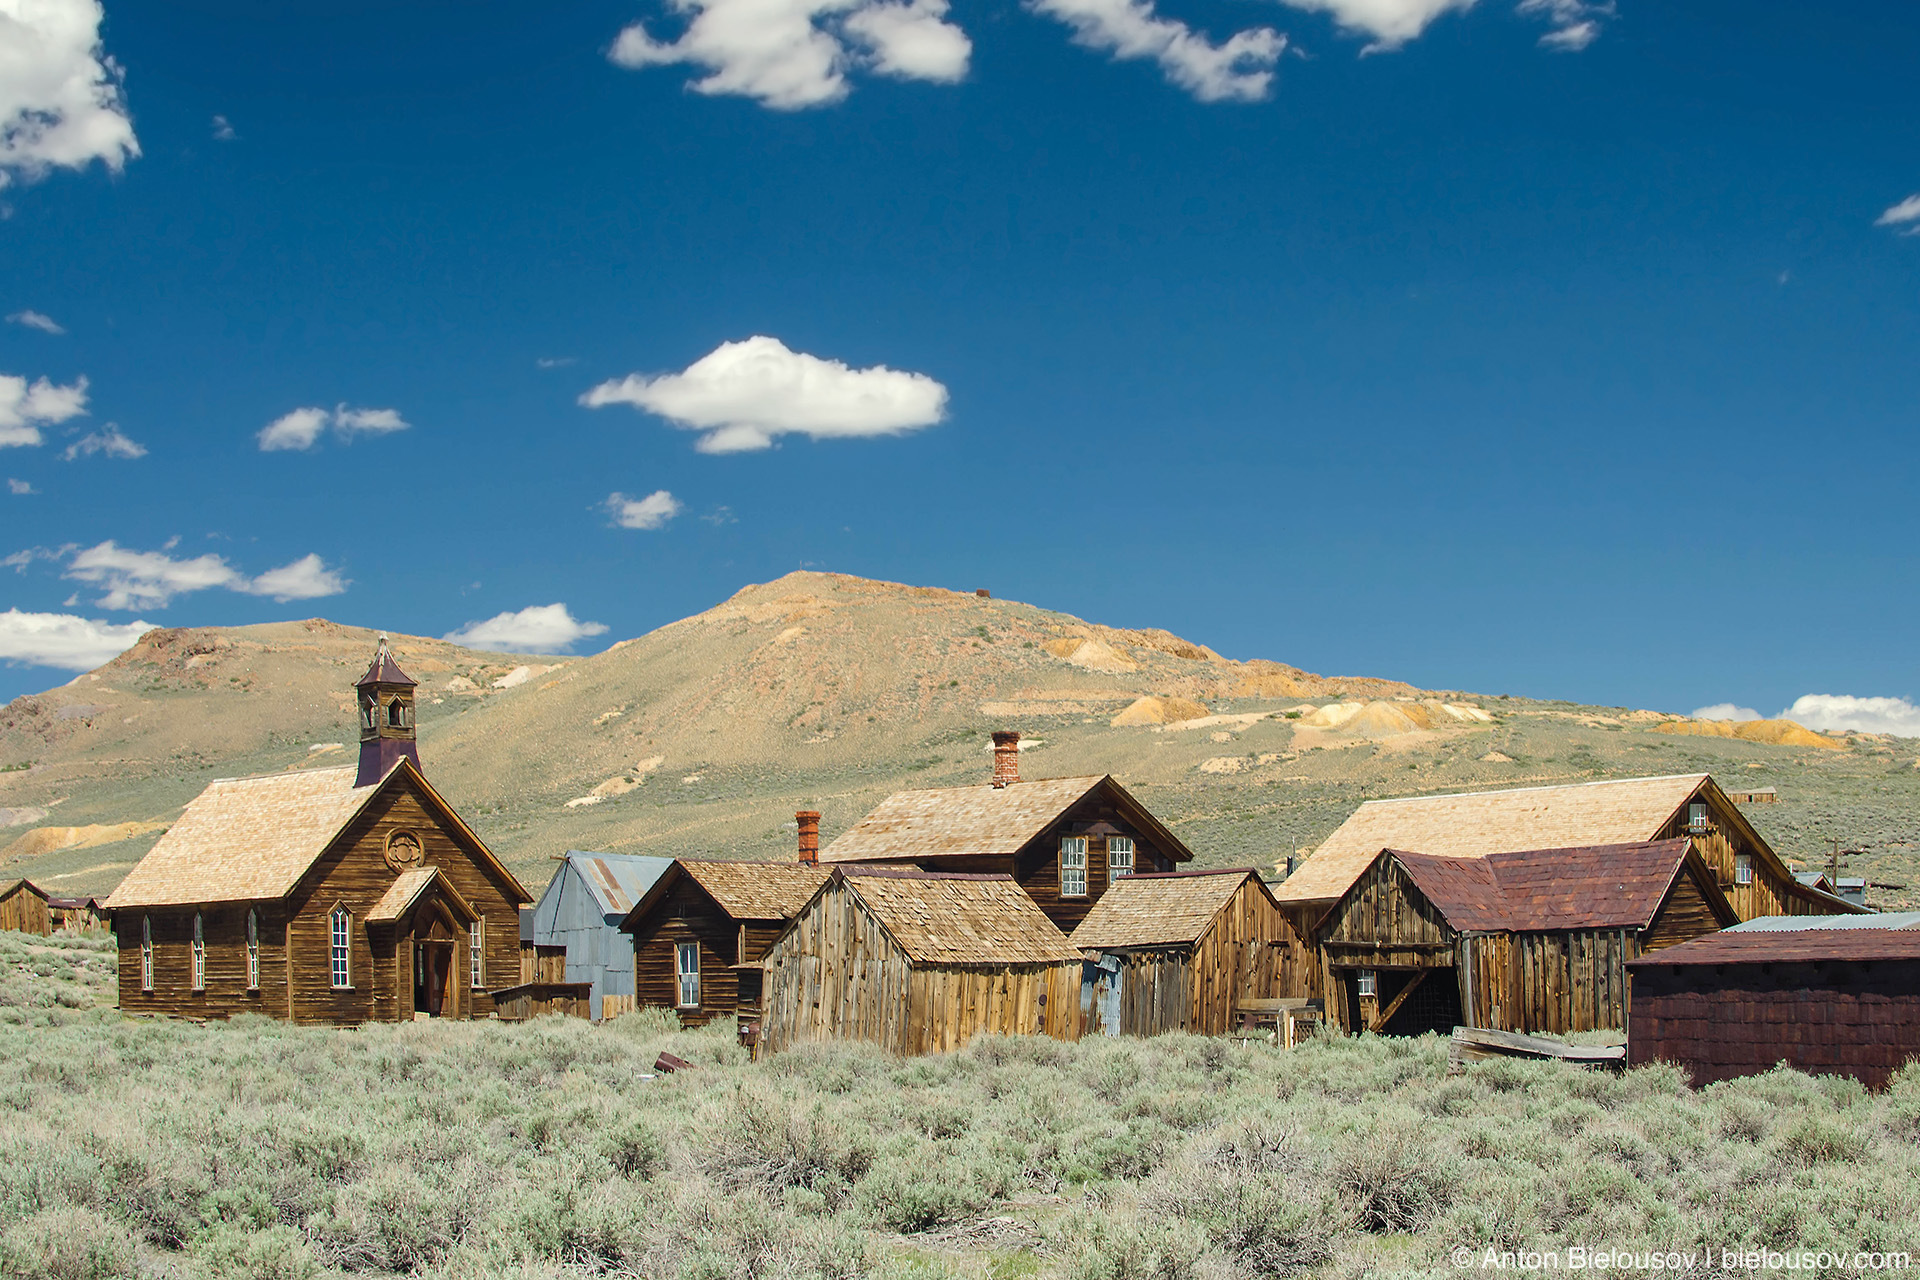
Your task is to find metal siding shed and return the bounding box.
[529,852,675,1019]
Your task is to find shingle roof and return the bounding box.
[1396,839,1701,932]
[365,866,474,923]
[1276,775,1710,904]
[820,776,1109,863]
[841,868,1082,965]
[1069,869,1268,950]
[1628,925,1920,966]
[679,859,830,920]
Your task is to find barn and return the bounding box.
[1627,913,1920,1089]
[757,866,1084,1057]
[526,851,673,1019]
[619,851,830,1030]
[1314,839,1737,1036]
[47,895,108,934]
[102,636,533,1024]
[818,731,1197,933]
[1278,774,1859,926]
[1069,868,1303,1037]
[0,879,51,935]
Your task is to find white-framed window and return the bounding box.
[676,942,700,1009]
[1734,853,1753,886]
[191,913,206,991]
[246,910,260,990]
[1108,836,1135,879]
[470,918,484,990]
[1356,969,1378,998]
[329,907,351,989]
[140,916,153,992]
[1059,836,1089,897]
[1687,802,1710,833]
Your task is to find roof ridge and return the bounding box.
[842,866,1014,881]
[208,763,359,785]
[1129,867,1255,879]
[1360,774,1707,807]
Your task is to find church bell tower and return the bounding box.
[355,632,421,787]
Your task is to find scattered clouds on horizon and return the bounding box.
[0,0,140,190]
[442,603,609,653]
[604,490,683,530]
[7,478,33,494]
[0,608,154,671]
[257,403,410,451]
[54,540,349,609]
[1877,194,1920,236]
[582,335,948,453]
[0,373,89,448]
[7,310,64,334]
[1781,694,1920,739]
[610,0,971,110]
[1272,0,1471,50]
[211,114,235,141]
[61,423,144,460]
[1517,0,1611,50]
[1691,703,1761,722]
[1032,0,1285,101]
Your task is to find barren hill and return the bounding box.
[3,572,1917,907]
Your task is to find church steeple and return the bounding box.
[354,632,421,787]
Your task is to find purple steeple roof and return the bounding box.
[355,633,416,688]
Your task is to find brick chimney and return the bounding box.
[795,811,821,865]
[991,731,1020,788]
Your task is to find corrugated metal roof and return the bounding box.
[1725,911,1920,933]
[560,851,676,917]
[1069,869,1266,950]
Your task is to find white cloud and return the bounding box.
[1876,194,1920,236]
[257,404,409,451]
[443,603,609,654]
[7,309,63,334]
[0,372,88,447]
[1515,0,1610,50]
[0,0,140,189]
[61,423,143,460]
[1692,703,1761,722]
[605,490,683,530]
[1780,694,1920,739]
[0,608,153,671]
[609,0,970,110]
[536,356,577,369]
[1271,0,1472,49]
[1032,0,1285,101]
[7,477,31,493]
[57,540,346,609]
[582,335,948,453]
[210,113,234,141]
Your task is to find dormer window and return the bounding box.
[1686,802,1710,834]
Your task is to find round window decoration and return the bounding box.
[384,829,425,872]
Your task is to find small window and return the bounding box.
[360,697,377,730]
[1687,802,1710,833]
[470,918,485,990]
[140,916,153,992]
[246,910,260,990]
[1356,969,1378,998]
[329,907,351,989]
[191,913,206,991]
[1734,853,1753,886]
[387,698,408,728]
[675,942,700,1009]
[1108,836,1135,879]
[1059,836,1089,897]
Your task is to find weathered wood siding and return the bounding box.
[1315,856,1455,1031]
[1653,784,1842,919]
[1460,929,1638,1035]
[1641,869,1724,951]
[114,905,290,1018]
[758,878,1081,1056]
[0,884,51,935]
[629,878,742,1027]
[492,981,592,1021]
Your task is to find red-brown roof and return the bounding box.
[1628,928,1920,966]
[1393,838,1704,932]
[355,635,415,688]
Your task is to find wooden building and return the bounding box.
[102,636,533,1024]
[818,731,1194,932]
[1315,839,1737,1036]
[1278,774,1858,925]
[757,867,1084,1057]
[1069,868,1305,1037]
[48,895,108,934]
[0,878,51,935]
[619,854,830,1028]
[527,851,674,1019]
[1628,914,1920,1089]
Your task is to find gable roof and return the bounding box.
[554,852,676,918]
[838,868,1082,965]
[1392,839,1724,932]
[622,858,830,930]
[0,878,47,901]
[1069,868,1272,950]
[365,866,476,924]
[1276,774,1711,904]
[102,758,530,911]
[820,774,1192,865]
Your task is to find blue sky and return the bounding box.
[2,0,1917,731]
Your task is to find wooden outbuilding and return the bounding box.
[102,636,533,1024]
[1628,913,1920,1089]
[48,895,108,933]
[619,856,830,1029]
[1278,774,1858,925]
[0,878,51,935]
[1069,868,1306,1037]
[757,866,1084,1057]
[818,731,1195,933]
[528,851,674,1019]
[1315,838,1737,1036]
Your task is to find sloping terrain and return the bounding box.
[2,572,1916,907]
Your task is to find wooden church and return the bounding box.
[104,636,533,1024]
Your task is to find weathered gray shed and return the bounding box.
[529,852,674,1019]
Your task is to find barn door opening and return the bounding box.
[1346,967,1460,1037]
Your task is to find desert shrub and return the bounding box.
[696,1087,874,1201]
[598,1114,667,1179]
[1329,1124,1454,1234]
[1771,1113,1867,1167]
[0,1206,138,1280]
[187,1224,320,1280]
[854,1150,995,1233]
